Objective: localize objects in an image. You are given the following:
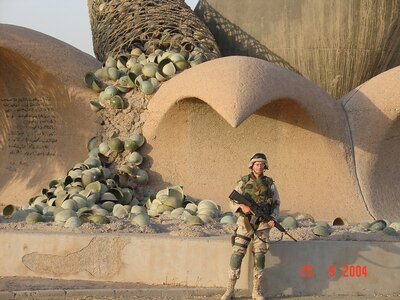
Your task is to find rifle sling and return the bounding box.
[235,234,252,242]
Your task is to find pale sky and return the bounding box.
[0,0,199,58]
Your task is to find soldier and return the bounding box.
[221,153,280,300]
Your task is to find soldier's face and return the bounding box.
[252,162,266,176]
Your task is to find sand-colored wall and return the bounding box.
[143,56,372,222]
[195,0,400,99]
[341,67,400,221]
[0,25,101,207]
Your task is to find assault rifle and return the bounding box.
[229,190,297,242]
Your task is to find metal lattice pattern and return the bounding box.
[88,0,221,62]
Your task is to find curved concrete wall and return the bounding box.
[0,25,101,206]
[341,66,400,221]
[143,56,372,222]
[195,0,400,99]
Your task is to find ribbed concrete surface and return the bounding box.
[195,0,400,99]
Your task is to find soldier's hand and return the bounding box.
[239,204,254,215]
[267,220,275,228]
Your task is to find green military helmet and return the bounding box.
[104,85,119,97]
[120,188,134,205]
[127,151,144,167]
[108,137,124,152]
[49,179,61,188]
[84,157,101,168]
[129,64,143,77]
[71,195,87,209]
[119,164,135,176]
[25,212,45,223]
[134,169,149,185]
[101,167,112,180]
[156,186,184,204]
[54,209,78,223]
[171,207,185,218]
[155,71,167,82]
[160,60,176,77]
[197,200,220,218]
[64,216,82,228]
[112,204,129,218]
[43,206,57,216]
[109,187,125,202]
[149,77,160,89]
[2,204,18,217]
[55,192,69,207]
[281,216,298,230]
[368,220,387,232]
[140,80,155,95]
[10,209,35,222]
[147,53,157,63]
[81,170,101,187]
[248,153,269,170]
[184,203,198,215]
[312,225,331,237]
[124,139,139,152]
[174,60,190,71]
[87,136,101,152]
[197,207,218,219]
[134,74,145,88]
[61,199,79,211]
[118,75,134,88]
[84,72,103,92]
[88,214,110,225]
[107,67,120,81]
[141,62,158,78]
[101,201,116,212]
[383,227,398,236]
[131,213,150,227]
[98,142,111,156]
[100,192,118,203]
[126,57,138,69]
[105,178,118,189]
[110,95,124,109]
[94,67,109,81]
[220,215,236,224]
[129,134,145,148]
[185,215,204,226]
[117,56,128,70]
[92,207,109,217]
[158,194,181,210]
[130,205,147,216]
[105,55,117,68]
[168,53,186,63]
[90,101,104,112]
[85,181,106,194]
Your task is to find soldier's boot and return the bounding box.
[252,273,265,300]
[220,276,237,300]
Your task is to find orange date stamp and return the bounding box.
[300,265,367,278]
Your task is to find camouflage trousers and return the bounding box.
[229,216,270,279]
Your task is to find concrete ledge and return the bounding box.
[0,231,399,297]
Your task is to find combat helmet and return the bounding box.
[248,153,269,170]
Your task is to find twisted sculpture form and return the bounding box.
[88,0,220,63]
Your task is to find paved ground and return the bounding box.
[0,277,399,300]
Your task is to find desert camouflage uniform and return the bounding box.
[228,173,280,280]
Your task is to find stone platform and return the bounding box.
[0,232,399,297]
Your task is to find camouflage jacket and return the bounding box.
[230,173,280,219]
